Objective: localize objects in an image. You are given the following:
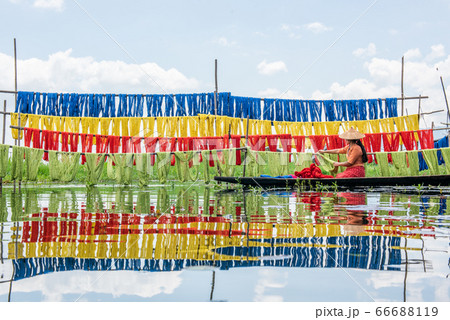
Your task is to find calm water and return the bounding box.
[0,184,449,302]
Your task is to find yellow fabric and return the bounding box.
[313,122,326,135]
[368,119,380,133]
[129,117,142,137]
[156,117,168,137]
[65,117,80,133]
[187,116,199,137]
[100,118,111,136]
[11,113,28,139]
[166,117,178,137]
[120,117,129,136]
[340,121,350,131]
[142,117,155,137]
[395,116,406,132]
[354,120,369,134]
[406,114,420,131]
[178,117,188,137]
[302,122,313,136]
[112,118,121,136]
[80,117,90,134]
[89,117,100,136]
[198,114,208,137]
[273,121,285,135]
[325,121,340,135]
[262,120,272,135]
[28,114,40,129]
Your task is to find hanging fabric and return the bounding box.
[61,132,70,152]
[375,152,390,177]
[69,133,79,152]
[406,151,420,176]
[80,134,94,164]
[293,153,312,171]
[201,150,211,183]
[399,131,417,151]
[0,144,9,178]
[309,135,326,153]
[418,129,434,149]
[84,153,106,186]
[156,152,172,184]
[135,153,151,187]
[266,152,289,176]
[390,151,408,176]
[293,136,305,152]
[10,113,28,139]
[212,149,236,177]
[422,149,440,175]
[175,151,199,182]
[144,137,158,165]
[129,117,142,138]
[109,154,134,185]
[49,151,80,182]
[11,146,25,181]
[100,118,111,136]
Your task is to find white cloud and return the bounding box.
[404,48,422,60]
[213,37,236,47]
[280,24,301,39]
[257,60,288,75]
[305,22,332,34]
[258,88,303,100]
[426,44,445,61]
[33,0,64,10]
[311,47,450,128]
[353,43,377,58]
[0,49,199,94]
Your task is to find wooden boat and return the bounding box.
[214,174,450,188]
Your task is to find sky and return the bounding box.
[1,0,450,130]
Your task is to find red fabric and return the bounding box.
[70,133,79,152]
[279,134,292,153]
[144,137,158,165]
[417,129,434,149]
[122,136,132,153]
[24,128,33,147]
[248,136,266,151]
[32,129,41,149]
[293,136,305,153]
[294,163,333,179]
[326,135,345,150]
[96,135,109,154]
[336,165,365,178]
[230,135,242,165]
[382,132,400,162]
[159,138,176,166]
[109,136,120,154]
[61,132,69,152]
[309,135,326,153]
[399,131,417,151]
[80,134,93,164]
[41,130,59,161]
[267,135,278,152]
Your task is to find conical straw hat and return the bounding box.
[338,127,365,140]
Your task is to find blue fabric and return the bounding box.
[357,99,367,120]
[385,98,398,118]
[435,136,448,165]
[323,100,335,121]
[117,94,127,117]
[165,95,174,117]
[175,94,185,116]
[308,100,322,122]
[368,99,381,120]
[104,94,115,117]
[260,174,293,179]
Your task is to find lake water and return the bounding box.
[0,183,449,302]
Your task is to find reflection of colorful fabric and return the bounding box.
[294,163,333,179]
[336,165,365,178]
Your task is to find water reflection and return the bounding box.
[0,186,449,301]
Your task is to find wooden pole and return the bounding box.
[417,95,421,128]
[214,59,218,135]
[401,56,404,117]
[440,76,450,128]
[14,38,21,192]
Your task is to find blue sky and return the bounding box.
[1,0,450,127]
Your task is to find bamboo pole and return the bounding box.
[401,56,404,117]
[14,39,18,192]
[0,101,5,194]
[242,115,250,177]
[440,76,450,128]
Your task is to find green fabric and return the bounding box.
[318,153,336,173]
[390,151,408,176]
[11,146,25,181]
[212,149,236,177]
[201,150,211,183]
[244,149,259,177]
[136,190,151,214]
[157,187,170,214]
[175,151,199,182]
[294,153,313,171]
[422,149,439,175]
[24,148,44,181]
[109,154,134,185]
[49,151,80,182]
[440,147,450,174]
[156,152,171,184]
[0,193,7,222]
[375,152,390,177]
[0,144,9,178]
[84,153,106,186]
[406,151,420,176]
[266,152,289,176]
[202,187,211,216]
[135,153,152,187]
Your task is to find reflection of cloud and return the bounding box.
[0,270,182,301]
[253,269,287,302]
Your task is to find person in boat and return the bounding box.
[318,127,368,178]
